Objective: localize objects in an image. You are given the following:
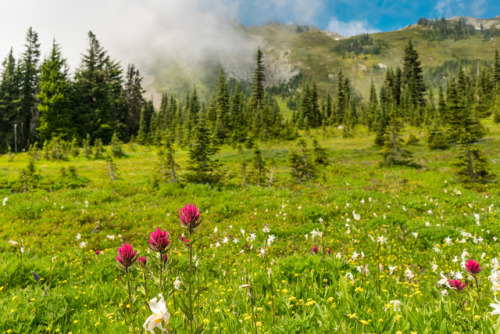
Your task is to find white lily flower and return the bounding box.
[143,294,170,333]
[174,277,181,290]
[491,298,500,316]
[377,236,387,245]
[390,300,401,311]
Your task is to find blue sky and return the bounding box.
[236,0,500,36]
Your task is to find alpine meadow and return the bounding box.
[3,5,500,334]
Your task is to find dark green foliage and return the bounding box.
[249,48,265,112]
[110,132,125,158]
[185,116,222,184]
[402,40,426,110]
[381,106,416,167]
[0,50,21,153]
[93,138,104,159]
[123,64,145,141]
[427,120,449,150]
[249,146,268,186]
[106,154,118,183]
[214,69,230,143]
[312,139,328,166]
[71,137,79,157]
[454,132,495,184]
[37,41,72,143]
[83,134,92,158]
[73,32,114,144]
[331,34,388,56]
[19,159,41,192]
[417,17,479,41]
[55,166,89,189]
[288,139,316,183]
[18,27,41,150]
[157,141,179,184]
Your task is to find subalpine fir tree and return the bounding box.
[110,132,125,158]
[250,146,268,186]
[0,49,20,153]
[402,40,426,109]
[367,80,378,130]
[427,117,449,150]
[381,105,415,166]
[93,138,104,159]
[185,116,221,184]
[288,139,316,183]
[312,139,328,166]
[157,141,179,184]
[249,47,265,112]
[83,134,92,158]
[454,131,495,184]
[375,86,389,146]
[18,27,41,149]
[71,137,79,157]
[493,49,500,86]
[215,69,230,142]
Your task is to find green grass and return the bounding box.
[1,121,500,333]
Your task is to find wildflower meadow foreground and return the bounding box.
[1,142,500,333]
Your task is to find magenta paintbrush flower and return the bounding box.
[137,256,147,268]
[116,243,137,270]
[148,227,170,253]
[448,279,466,291]
[312,246,319,254]
[464,259,482,276]
[178,203,202,233]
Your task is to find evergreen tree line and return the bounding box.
[416,17,500,41]
[0,28,146,153]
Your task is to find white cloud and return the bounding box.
[434,0,485,18]
[327,17,380,37]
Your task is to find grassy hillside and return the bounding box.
[247,22,500,98]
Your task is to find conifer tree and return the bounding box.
[402,40,426,109]
[74,31,113,143]
[37,41,72,142]
[494,49,500,87]
[381,105,415,166]
[249,47,265,112]
[83,134,92,158]
[157,140,179,184]
[312,139,328,166]
[250,146,268,186]
[215,69,230,142]
[124,64,145,140]
[288,139,316,183]
[18,27,41,149]
[367,80,378,130]
[71,137,79,157]
[185,116,221,184]
[427,118,449,150]
[0,49,20,153]
[454,131,495,184]
[110,132,125,157]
